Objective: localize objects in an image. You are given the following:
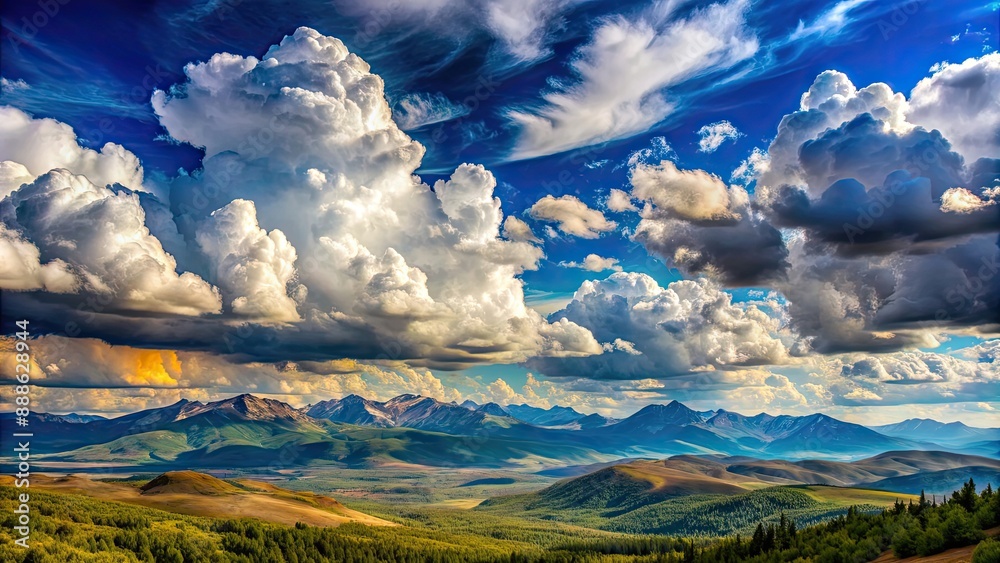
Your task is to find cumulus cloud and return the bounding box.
[697,120,742,152]
[196,199,303,322]
[508,0,758,159]
[940,187,999,214]
[0,106,145,197]
[699,59,1000,352]
[528,194,617,238]
[559,254,622,272]
[528,272,789,380]
[908,53,1000,163]
[502,216,540,243]
[1,169,221,315]
[605,188,637,212]
[0,223,76,292]
[755,69,911,201]
[821,345,1000,406]
[630,160,788,286]
[0,27,602,368]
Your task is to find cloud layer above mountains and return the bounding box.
[1,26,998,419]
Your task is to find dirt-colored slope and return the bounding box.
[614,461,751,496]
[141,470,243,495]
[20,472,396,528]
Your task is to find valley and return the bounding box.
[4,392,998,561]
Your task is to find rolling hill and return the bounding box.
[478,458,923,537]
[5,471,395,527]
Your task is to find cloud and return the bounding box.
[702,60,1000,352]
[559,254,622,272]
[528,272,789,380]
[789,0,870,41]
[0,77,29,94]
[0,106,145,198]
[907,53,1000,163]
[631,160,742,222]
[528,194,617,238]
[392,92,470,130]
[605,188,637,212]
[940,187,999,214]
[196,199,303,322]
[1,169,221,315]
[1,27,603,367]
[697,120,742,152]
[730,147,769,185]
[756,69,911,202]
[626,136,676,168]
[502,215,540,243]
[0,335,475,412]
[508,0,758,159]
[0,223,76,292]
[821,345,1000,406]
[330,0,573,62]
[630,160,788,286]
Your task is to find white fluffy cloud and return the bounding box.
[529,272,789,379]
[1,169,221,315]
[697,120,742,152]
[196,199,303,322]
[605,188,637,212]
[150,27,598,364]
[0,223,76,292]
[631,160,744,222]
[502,216,540,243]
[559,254,622,272]
[528,195,617,238]
[508,0,758,159]
[819,344,1000,406]
[908,53,1000,163]
[0,27,602,368]
[0,106,145,197]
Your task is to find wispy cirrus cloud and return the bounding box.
[508,0,758,159]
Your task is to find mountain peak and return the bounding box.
[619,401,702,432]
[184,394,306,422]
[476,402,510,417]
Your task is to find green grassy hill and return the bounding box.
[47,419,608,469]
[478,459,922,537]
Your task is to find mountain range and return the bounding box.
[9,393,998,470]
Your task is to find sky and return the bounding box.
[0,0,999,426]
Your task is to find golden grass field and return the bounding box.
[1,472,396,528]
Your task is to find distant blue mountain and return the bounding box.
[870,418,1000,444]
[13,394,990,467]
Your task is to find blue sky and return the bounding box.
[1,0,998,424]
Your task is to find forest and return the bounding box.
[1,478,998,562]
